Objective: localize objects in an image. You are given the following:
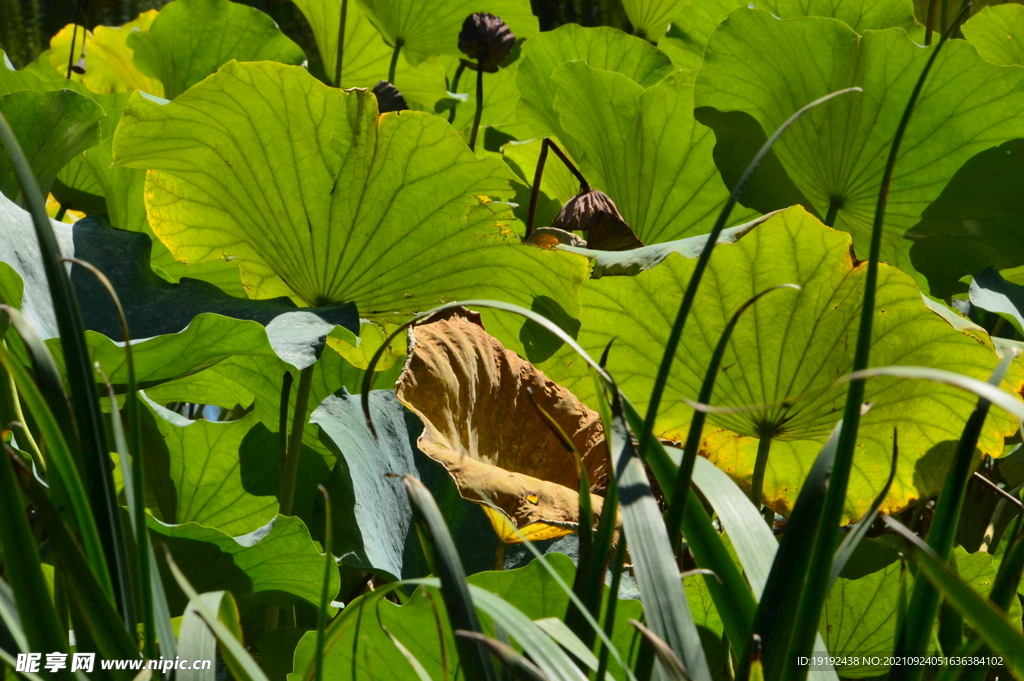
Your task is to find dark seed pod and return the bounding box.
[372,80,408,114]
[458,12,515,73]
[553,189,644,251]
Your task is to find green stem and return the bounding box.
[823,199,840,228]
[0,342,45,470]
[279,365,313,517]
[594,538,627,681]
[387,38,403,86]
[925,0,939,45]
[54,204,68,222]
[333,0,348,86]
[525,137,589,237]
[447,62,466,124]
[314,486,333,681]
[750,434,773,510]
[468,56,485,152]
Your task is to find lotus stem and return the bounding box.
[525,137,589,237]
[750,433,772,510]
[0,344,45,470]
[313,485,333,681]
[925,0,939,45]
[447,62,467,123]
[468,51,486,152]
[387,38,403,86]
[333,0,348,86]
[493,540,506,571]
[265,370,293,634]
[823,199,841,228]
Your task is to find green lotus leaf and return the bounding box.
[0,88,104,201]
[663,0,918,69]
[963,4,1024,66]
[290,0,448,107]
[150,514,338,614]
[138,396,330,535]
[624,0,688,42]
[955,545,1024,629]
[111,61,586,326]
[353,0,537,61]
[48,13,164,96]
[127,0,305,99]
[825,562,900,677]
[515,23,674,140]
[0,49,47,92]
[541,207,1022,520]
[289,553,643,680]
[694,9,1024,292]
[550,60,757,243]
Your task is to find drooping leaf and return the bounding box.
[550,60,757,243]
[311,390,423,580]
[289,554,643,681]
[963,4,1024,66]
[515,23,674,140]
[694,8,1024,293]
[290,0,448,107]
[968,267,1024,336]
[111,61,586,331]
[151,514,338,614]
[48,14,164,95]
[353,0,538,61]
[127,0,305,99]
[542,207,1022,519]
[396,308,607,544]
[0,88,104,201]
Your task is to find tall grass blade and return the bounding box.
[634,87,861,472]
[456,631,551,681]
[802,13,971,677]
[893,351,1015,679]
[0,110,131,623]
[828,429,898,588]
[664,284,800,551]
[0,336,112,596]
[404,476,498,681]
[314,485,334,681]
[606,389,712,681]
[628,620,693,681]
[164,547,270,681]
[0,445,69,666]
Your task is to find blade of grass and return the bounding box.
[664,284,801,551]
[0,445,69,666]
[634,87,861,475]
[606,388,711,681]
[628,620,693,681]
[893,352,1015,680]
[63,256,157,658]
[457,631,551,681]
[0,109,131,624]
[314,485,334,681]
[0,334,112,596]
[888,516,1024,679]
[404,475,498,681]
[799,13,971,681]
[163,546,270,681]
[828,428,899,589]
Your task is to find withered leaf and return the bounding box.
[396,307,607,543]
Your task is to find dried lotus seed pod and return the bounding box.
[458,12,515,72]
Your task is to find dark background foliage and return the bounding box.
[0,0,634,73]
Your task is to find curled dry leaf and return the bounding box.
[396,307,607,543]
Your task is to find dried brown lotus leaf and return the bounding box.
[396,307,607,543]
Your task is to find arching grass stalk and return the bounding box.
[63,256,156,658]
[387,38,403,86]
[663,284,800,551]
[634,87,861,472]
[790,10,971,679]
[524,137,589,237]
[0,109,132,625]
[333,0,348,86]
